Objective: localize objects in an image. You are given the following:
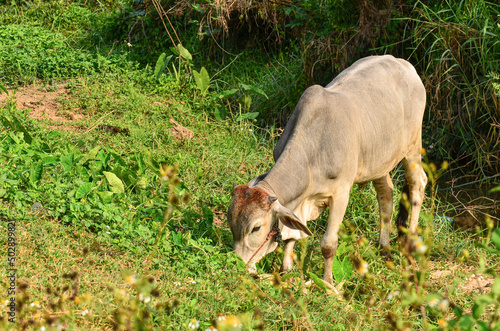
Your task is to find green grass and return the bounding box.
[0,2,499,330]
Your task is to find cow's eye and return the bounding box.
[251,226,261,233]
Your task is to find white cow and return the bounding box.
[227,55,427,284]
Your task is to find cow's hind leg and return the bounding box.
[373,174,394,258]
[321,187,350,284]
[402,152,427,235]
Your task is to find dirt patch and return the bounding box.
[428,263,494,294]
[459,273,495,294]
[0,84,85,131]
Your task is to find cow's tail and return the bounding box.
[395,180,410,237]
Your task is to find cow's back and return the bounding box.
[273,55,426,186]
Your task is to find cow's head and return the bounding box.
[227,184,312,272]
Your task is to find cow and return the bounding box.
[227,55,427,285]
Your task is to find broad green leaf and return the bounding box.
[133,153,147,175]
[490,185,500,193]
[122,170,138,188]
[97,191,112,204]
[214,107,227,121]
[103,171,125,193]
[42,156,59,165]
[60,153,74,172]
[75,182,93,199]
[78,146,101,165]
[491,228,500,250]
[136,177,148,190]
[11,116,32,144]
[336,242,348,256]
[111,152,127,167]
[0,82,7,94]
[9,132,20,144]
[281,272,300,281]
[177,44,192,62]
[458,315,475,330]
[332,256,353,282]
[236,112,259,121]
[154,53,172,80]
[213,88,239,100]
[243,94,252,111]
[472,294,494,319]
[193,67,210,95]
[241,83,269,99]
[476,321,490,331]
[76,164,90,182]
[491,277,500,296]
[30,161,43,184]
[308,272,327,292]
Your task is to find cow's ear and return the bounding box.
[271,201,313,236]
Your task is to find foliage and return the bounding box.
[0,1,499,330]
[0,24,134,85]
[407,0,500,175]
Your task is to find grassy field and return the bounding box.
[0,1,499,330]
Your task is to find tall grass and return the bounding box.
[407,0,500,176]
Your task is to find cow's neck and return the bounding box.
[254,169,307,212]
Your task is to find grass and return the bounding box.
[0,1,499,330]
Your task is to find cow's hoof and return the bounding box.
[380,248,392,260]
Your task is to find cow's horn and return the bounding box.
[267,196,278,204]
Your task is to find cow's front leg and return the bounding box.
[373,174,394,258]
[280,239,296,273]
[321,189,350,284]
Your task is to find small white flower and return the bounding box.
[106,231,110,234]
[187,277,196,284]
[127,42,132,47]
[40,326,46,331]
[206,326,218,331]
[439,299,449,311]
[357,260,369,276]
[81,307,89,316]
[387,292,394,300]
[174,281,181,286]
[106,225,110,229]
[428,297,439,308]
[139,293,151,303]
[0,299,9,307]
[188,318,199,329]
[217,313,226,321]
[125,275,137,285]
[414,237,428,254]
[30,300,41,308]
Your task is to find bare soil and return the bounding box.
[0,84,85,131]
[428,262,495,294]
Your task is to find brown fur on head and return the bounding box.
[227,185,273,241]
[227,184,312,270]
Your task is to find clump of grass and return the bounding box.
[406,0,500,176]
